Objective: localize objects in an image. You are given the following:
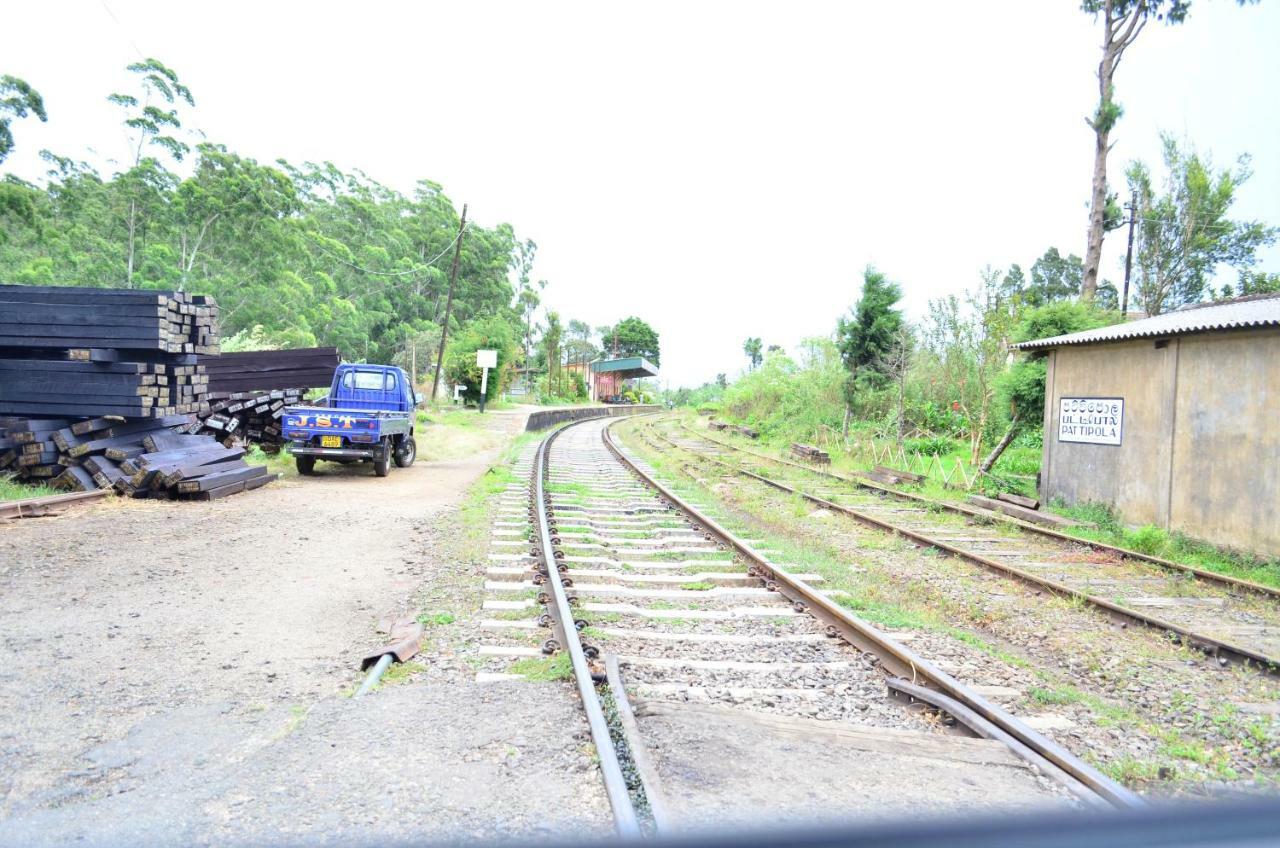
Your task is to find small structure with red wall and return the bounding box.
[583,356,659,403]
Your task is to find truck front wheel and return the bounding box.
[296,455,317,475]
[394,436,417,468]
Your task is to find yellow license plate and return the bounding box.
[320,435,342,448]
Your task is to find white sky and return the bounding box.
[4,1,1278,387]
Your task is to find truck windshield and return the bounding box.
[343,370,395,391]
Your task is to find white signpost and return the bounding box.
[1058,397,1124,446]
[476,349,497,413]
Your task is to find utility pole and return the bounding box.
[430,203,468,402]
[1121,191,1136,317]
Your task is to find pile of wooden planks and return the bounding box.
[186,389,304,453]
[0,285,217,419]
[791,443,830,464]
[967,493,1082,528]
[1,414,276,500]
[197,347,338,394]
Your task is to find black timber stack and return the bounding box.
[0,285,218,418]
[0,285,276,501]
[196,347,338,394]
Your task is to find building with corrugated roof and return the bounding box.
[1013,292,1280,557]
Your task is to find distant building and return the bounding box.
[576,356,659,403]
[1014,293,1280,558]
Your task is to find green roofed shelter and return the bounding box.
[588,356,658,402]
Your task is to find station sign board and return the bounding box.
[1058,397,1124,446]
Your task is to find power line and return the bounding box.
[99,0,146,59]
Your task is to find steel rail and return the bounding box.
[651,423,1279,673]
[682,421,1280,600]
[0,488,109,520]
[532,417,643,839]
[602,418,1145,810]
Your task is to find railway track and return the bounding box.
[645,416,1280,673]
[479,414,1143,835]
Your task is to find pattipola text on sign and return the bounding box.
[1058,397,1124,446]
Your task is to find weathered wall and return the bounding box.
[525,405,660,432]
[1168,331,1280,556]
[1041,329,1280,557]
[1042,339,1177,527]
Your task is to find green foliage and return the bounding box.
[1126,134,1277,314]
[836,266,904,398]
[444,315,520,404]
[1219,270,1280,300]
[743,336,762,370]
[0,59,528,367]
[1124,524,1168,555]
[508,652,574,681]
[600,316,660,365]
[722,338,845,441]
[904,436,956,456]
[0,75,48,164]
[995,301,1120,433]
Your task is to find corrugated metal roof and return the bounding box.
[1013,292,1280,350]
[591,356,659,376]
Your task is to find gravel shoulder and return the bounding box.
[0,408,612,842]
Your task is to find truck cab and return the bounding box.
[282,364,420,477]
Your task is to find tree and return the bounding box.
[920,268,1016,463]
[1080,0,1259,300]
[882,325,915,445]
[835,266,903,434]
[1218,270,1280,300]
[743,336,762,370]
[109,58,196,287]
[1028,248,1083,305]
[543,310,564,396]
[564,318,598,365]
[1126,135,1276,315]
[0,76,47,164]
[979,302,1121,472]
[715,373,727,389]
[601,316,660,365]
[512,240,541,365]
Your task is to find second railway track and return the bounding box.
[481,413,1147,836]
[647,416,1280,673]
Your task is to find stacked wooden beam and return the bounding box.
[0,285,217,419]
[185,388,305,453]
[197,347,338,394]
[1,415,276,500]
[791,443,830,464]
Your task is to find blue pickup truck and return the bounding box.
[282,364,421,477]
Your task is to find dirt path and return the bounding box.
[0,410,542,825]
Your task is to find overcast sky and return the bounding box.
[5,1,1278,386]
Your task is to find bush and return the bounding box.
[443,316,520,405]
[721,339,845,441]
[905,436,956,456]
[1124,524,1168,556]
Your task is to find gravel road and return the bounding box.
[0,409,612,843]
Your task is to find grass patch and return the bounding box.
[245,445,297,477]
[417,612,456,627]
[1051,501,1280,589]
[1100,755,1163,785]
[1028,685,1084,706]
[679,581,715,591]
[508,652,574,681]
[0,476,57,503]
[378,660,426,687]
